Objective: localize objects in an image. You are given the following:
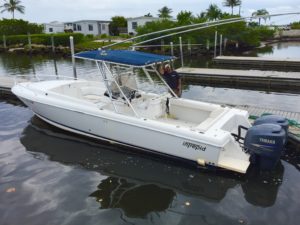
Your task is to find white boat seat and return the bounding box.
[80,86,104,96]
[196,108,226,132]
[196,117,215,132]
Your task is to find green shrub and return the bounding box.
[0,19,43,36]
[85,34,94,40]
[119,33,131,39]
[0,33,85,47]
[291,21,300,29]
[100,33,108,38]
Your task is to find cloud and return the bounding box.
[1,0,299,24]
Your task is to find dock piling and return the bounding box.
[170,42,174,56]
[188,39,191,56]
[69,36,77,79]
[3,35,6,49]
[179,37,184,67]
[51,36,55,53]
[219,34,223,56]
[214,31,218,58]
[27,32,32,51]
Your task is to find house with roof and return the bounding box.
[70,20,111,36]
[127,16,160,35]
[44,21,65,34]
[44,20,111,36]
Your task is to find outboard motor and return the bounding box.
[253,115,289,143]
[244,124,286,170]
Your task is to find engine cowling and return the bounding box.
[244,124,286,170]
[253,115,289,141]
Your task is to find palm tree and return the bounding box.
[158,6,172,19]
[0,0,25,19]
[252,9,270,25]
[177,11,194,25]
[223,0,241,15]
[144,13,153,17]
[206,4,222,21]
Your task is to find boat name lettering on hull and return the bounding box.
[183,141,206,151]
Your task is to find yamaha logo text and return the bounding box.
[259,138,276,145]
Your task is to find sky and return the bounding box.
[1,0,300,24]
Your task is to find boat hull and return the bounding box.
[20,97,222,163]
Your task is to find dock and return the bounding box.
[0,76,16,96]
[213,56,300,70]
[177,67,300,92]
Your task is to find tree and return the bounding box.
[176,11,194,25]
[252,9,270,25]
[109,16,127,36]
[206,4,222,21]
[144,13,153,17]
[223,0,241,15]
[0,0,25,19]
[158,6,172,19]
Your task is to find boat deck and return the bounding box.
[157,115,197,128]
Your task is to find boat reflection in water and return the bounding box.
[20,116,285,218]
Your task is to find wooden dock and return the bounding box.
[177,67,300,92]
[236,105,300,121]
[0,76,16,95]
[213,56,300,70]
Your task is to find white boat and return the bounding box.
[12,50,288,174]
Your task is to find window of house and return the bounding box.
[73,24,77,31]
[102,24,105,30]
[49,28,53,32]
[132,22,138,30]
[88,24,93,31]
[77,25,82,31]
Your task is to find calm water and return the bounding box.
[1,44,300,225]
[1,99,300,225]
[257,42,300,59]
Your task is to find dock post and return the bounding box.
[161,39,165,54]
[170,42,174,56]
[179,36,184,67]
[51,35,55,53]
[219,34,223,56]
[188,39,192,56]
[214,31,218,58]
[70,36,77,79]
[27,32,32,51]
[3,35,6,49]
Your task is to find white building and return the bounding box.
[69,20,111,36]
[127,16,160,35]
[44,21,65,34]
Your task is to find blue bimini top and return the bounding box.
[75,50,175,66]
